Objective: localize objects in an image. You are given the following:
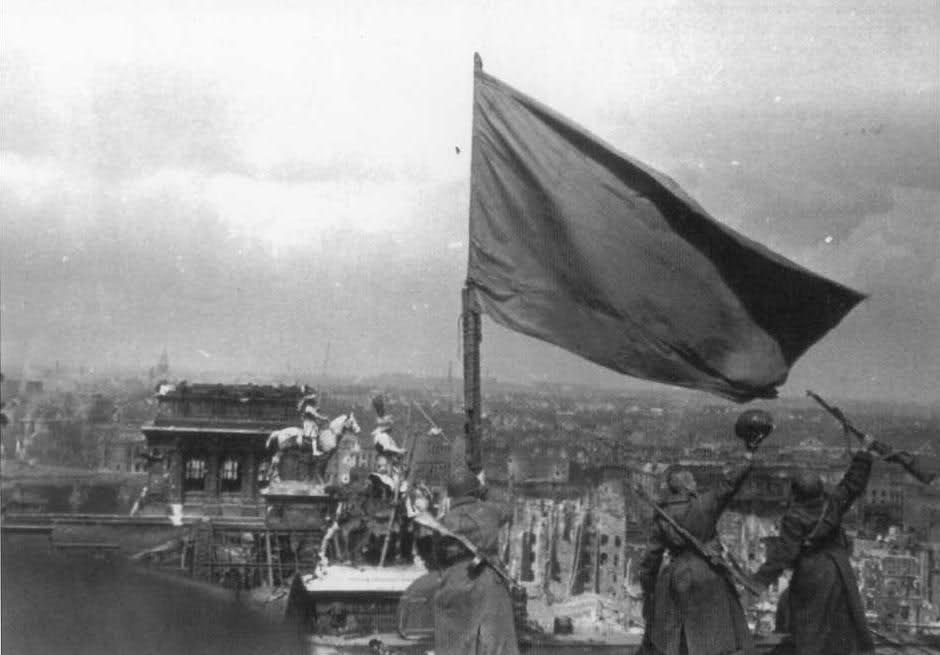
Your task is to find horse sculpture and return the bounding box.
[266,412,361,484]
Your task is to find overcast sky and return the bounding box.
[1,0,937,403]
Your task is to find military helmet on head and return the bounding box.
[734,409,774,447]
[447,467,482,499]
[791,471,824,501]
[666,468,698,496]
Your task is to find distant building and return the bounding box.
[853,538,935,629]
[0,378,43,399]
[104,424,148,473]
[410,427,452,489]
[865,465,907,532]
[903,483,940,541]
[140,383,302,518]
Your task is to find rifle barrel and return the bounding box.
[807,391,867,439]
[808,391,936,485]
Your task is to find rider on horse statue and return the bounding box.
[299,389,329,452]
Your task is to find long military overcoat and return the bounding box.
[637,462,754,655]
[754,451,875,655]
[431,495,518,655]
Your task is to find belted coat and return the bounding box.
[754,451,875,655]
[637,461,754,655]
[431,495,518,655]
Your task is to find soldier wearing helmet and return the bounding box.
[429,467,518,655]
[753,433,878,655]
[637,410,768,655]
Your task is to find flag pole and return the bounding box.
[462,286,482,475]
[463,53,484,476]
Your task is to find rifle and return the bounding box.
[630,484,763,596]
[413,511,517,590]
[807,391,936,485]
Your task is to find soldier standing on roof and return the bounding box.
[637,410,772,655]
[431,467,518,655]
[751,437,878,655]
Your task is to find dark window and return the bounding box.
[615,536,622,548]
[184,457,207,492]
[220,456,242,493]
[600,534,609,546]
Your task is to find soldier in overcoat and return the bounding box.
[637,410,771,655]
[638,460,755,655]
[753,444,877,655]
[431,468,519,655]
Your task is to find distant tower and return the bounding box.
[156,349,170,378]
[447,361,454,412]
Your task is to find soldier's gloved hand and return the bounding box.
[428,427,443,437]
[861,434,878,452]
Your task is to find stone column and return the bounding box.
[168,442,183,504]
[206,448,220,497]
[242,450,256,503]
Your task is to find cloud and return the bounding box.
[633,99,939,260]
[0,148,469,378]
[85,65,242,176]
[1,0,937,401]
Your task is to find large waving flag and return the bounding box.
[467,59,865,401]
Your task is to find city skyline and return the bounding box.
[2,1,938,403]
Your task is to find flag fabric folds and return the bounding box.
[467,66,865,402]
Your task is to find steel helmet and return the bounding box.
[734,409,774,447]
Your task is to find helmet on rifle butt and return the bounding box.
[734,409,774,449]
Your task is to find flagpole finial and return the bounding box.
[474,52,483,72]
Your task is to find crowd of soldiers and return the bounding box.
[633,409,883,655]
[291,391,919,655]
[417,408,903,655]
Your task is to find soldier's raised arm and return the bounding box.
[803,448,875,547]
[713,457,753,513]
[830,447,875,515]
